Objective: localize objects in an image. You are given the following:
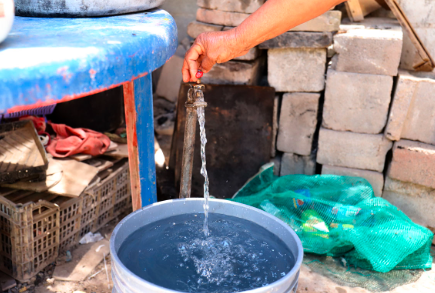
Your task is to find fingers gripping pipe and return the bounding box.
[179,79,207,198]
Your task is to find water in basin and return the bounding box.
[118,212,295,293]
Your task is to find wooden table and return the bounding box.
[0,10,178,210]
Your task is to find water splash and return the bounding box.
[118,213,294,293]
[196,90,210,237]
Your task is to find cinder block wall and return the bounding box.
[186,0,435,237]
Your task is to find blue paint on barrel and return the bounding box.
[0,9,177,113]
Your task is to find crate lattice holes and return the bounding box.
[0,189,59,282]
[0,161,131,281]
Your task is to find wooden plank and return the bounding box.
[85,158,114,172]
[384,0,435,71]
[123,81,142,211]
[359,0,384,16]
[3,158,63,192]
[123,75,157,210]
[47,159,99,197]
[53,239,110,282]
[70,154,93,162]
[346,0,364,22]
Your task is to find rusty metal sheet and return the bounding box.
[170,84,275,199]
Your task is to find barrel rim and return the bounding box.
[110,198,304,293]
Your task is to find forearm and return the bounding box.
[233,0,346,53]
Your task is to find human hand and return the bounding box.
[182,29,250,83]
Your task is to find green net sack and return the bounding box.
[231,163,433,273]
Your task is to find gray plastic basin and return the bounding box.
[15,0,165,17]
[110,198,303,293]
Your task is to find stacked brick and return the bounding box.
[265,11,342,177]
[318,20,403,197]
[383,73,435,236]
[381,0,435,240]
[187,0,266,85]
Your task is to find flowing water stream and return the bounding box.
[196,89,210,237]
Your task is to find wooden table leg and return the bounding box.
[123,74,157,211]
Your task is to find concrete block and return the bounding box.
[383,177,435,231]
[281,153,316,176]
[384,71,420,141]
[234,47,260,61]
[196,8,249,27]
[268,48,326,92]
[388,140,435,189]
[332,26,403,76]
[290,11,342,32]
[322,165,384,197]
[322,70,393,134]
[400,74,435,144]
[317,128,392,172]
[197,0,264,14]
[156,55,183,102]
[187,21,223,39]
[384,71,435,144]
[277,93,320,156]
[271,95,279,158]
[259,32,333,49]
[201,59,262,85]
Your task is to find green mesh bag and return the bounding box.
[231,163,433,273]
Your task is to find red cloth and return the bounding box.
[19,116,46,133]
[46,123,111,158]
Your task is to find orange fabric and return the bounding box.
[46,123,111,158]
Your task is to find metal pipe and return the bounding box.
[179,83,206,198]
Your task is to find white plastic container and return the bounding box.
[0,0,14,44]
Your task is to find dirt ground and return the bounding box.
[34,257,435,293]
[31,218,435,293]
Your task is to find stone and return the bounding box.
[174,45,187,58]
[197,0,264,14]
[281,153,316,176]
[156,55,184,102]
[332,26,403,76]
[233,47,260,61]
[384,71,435,144]
[277,93,320,156]
[271,155,281,176]
[196,8,340,31]
[196,8,249,27]
[268,48,326,92]
[271,95,279,158]
[383,177,435,231]
[400,74,435,144]
[187,21,223,39]
[384,71,420,141]
[388,140,435,189]
[317,128,392,172]
[259,32,333,49]
[160,0,197,42]
[322,165,384,197]
[396,0,435,72]
[290,11,342,32]
[201,59,262,85]
[322,70,393,134]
